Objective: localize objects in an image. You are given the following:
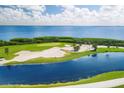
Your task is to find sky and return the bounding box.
[0,5,124,26]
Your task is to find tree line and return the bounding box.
[0,36,124,47]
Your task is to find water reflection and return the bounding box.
[91,54,97,57]
[6,65,11,70]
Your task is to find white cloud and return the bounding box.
[0,5,124,25]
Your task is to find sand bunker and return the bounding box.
[11,47,66,62]
[78,44,94,52]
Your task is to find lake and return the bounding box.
[0,52,124,85]
[0,26,124,40]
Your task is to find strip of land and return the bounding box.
[0,43,94,65]
[0,39,124,66]
[1,37,124,65]
[6,49,124,65]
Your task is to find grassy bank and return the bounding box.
[5,47,124,65]
[0,71,124,88]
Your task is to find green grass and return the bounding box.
[0,71,124,88]
[0,42,66,60]
[97,48,124,52]
[5,47,124,65]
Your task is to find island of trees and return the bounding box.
[0,36,124,47]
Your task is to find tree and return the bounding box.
[73,44,80,52]
[10,38,33,44]
[4,47,9,54]
[107,45,110,48]
[92,44,97,51]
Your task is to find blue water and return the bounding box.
[0,26,124,40]
[0,52,124,85]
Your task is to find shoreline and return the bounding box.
[4,47,124,66]
[0,71,124,88]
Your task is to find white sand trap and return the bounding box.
[0,46,68,64]
[119,47,124,49]
[97,45,107,48]
[61,45,74,52]
[78,44,94,52]
[0,58,9,65]
[62,44,94,52]
[10,47,66,62]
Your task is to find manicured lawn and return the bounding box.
[97,48,124,52]
[5,47,124,65]
[0,42,67,60]
[0,71,124,88]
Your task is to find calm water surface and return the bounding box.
[0,52,124,85]
[0,26,124,40]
